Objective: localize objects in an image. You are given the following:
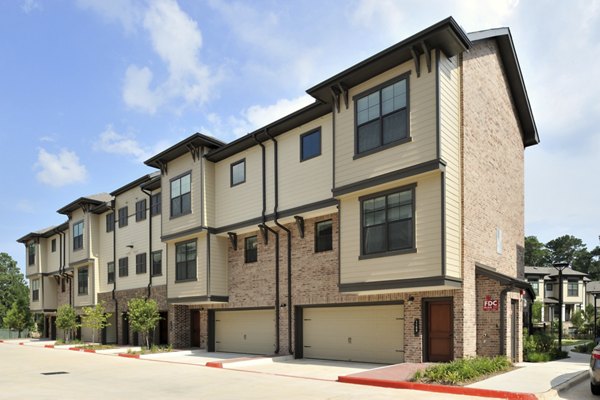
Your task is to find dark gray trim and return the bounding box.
[353,72,411,159]
[314,219,333,253]
[174,238,198,282]
[299,127,322,162]
[160,226,206,242]
[213,306,275,312]
[230,158,246,187]
[441,171,446,276]
[476,263,535,299]
[359,183,417,258]
[435,48,441,159]
[339,276,462,292]
[169,170,192,219]
[167,295,229,304]
[214,198,338,233]
[332,159,444,197]
[110,174,155,196]
[144,132,225,168]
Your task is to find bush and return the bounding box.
[573,341,595,354]
[413,356,512,385]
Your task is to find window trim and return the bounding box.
[353,72,411,159]
[31,279,40,301]
[244,235,258,264]
[28,242,35,265]
[106,213,115,233]
[118,206,129,228]
[230,158,246,187]
[77,267,88,296]
[136,199,147,222]
[300,128,322,162]
[314,219,333,253]
[567,280,579,297]
[136,253,147,275]
[118,257,128,277]
[151,250,162,277]
[358,183,417,260]
[72,220,84,251]
[170,171,192,219]
[175,239,197,282]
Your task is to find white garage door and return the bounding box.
[215,309,275,355]
[303,304,404,364]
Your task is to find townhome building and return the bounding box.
[19,17,538,363]
[526,266,590,330]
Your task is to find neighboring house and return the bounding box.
[18,17,538,363]
[586,281,600,315]
[525,266,590,329]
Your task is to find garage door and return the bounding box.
[215,309,275,354]
[303,304,404,364]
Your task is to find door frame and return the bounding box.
[422,297,454,362]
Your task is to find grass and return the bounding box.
[412,356,512,385]
[560,339,592,346]
[54,338,83,345]
[127,344,173,355]
[81,344,117,350]
[572,341,595,354]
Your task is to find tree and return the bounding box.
[524,236,551,266]
[4,302,30,338]
[545,235,588,269]
[0,253,29,327]
[81,302,111,344]
[532,300,543,323]
[56,304,78,342]
[127,297,161,349]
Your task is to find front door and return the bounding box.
[159,312,168,345]
[426,299,453,362]
[50,317,57,340]
[191,310,201,347]
[122,312,129,345]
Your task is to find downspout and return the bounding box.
[499,285,514,356]
[261,223,280,354]
[265,130,293,355]
[110,200,119,341]
[141,188,153,298]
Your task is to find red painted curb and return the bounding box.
[337,376,537,400]
[44,344,55,348]
[205,361,223,368]
[118,353,140,359]
[68,347,81,351]
[83,349,96,353]
[19,342,24,345]
[0,340,4,343]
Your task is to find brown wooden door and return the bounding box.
[191,310,201,347]
[427,300,453,362]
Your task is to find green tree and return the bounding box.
[0,253,29,327]
[532,301,543,323]
[127,297,161,349]
[570,310,585,333]
[4,301,30,337]
[81,302,111,344]
[56,304,78,342]
[545,235,589,270]
[524,236,551,266]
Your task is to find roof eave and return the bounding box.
[145,133,225,169]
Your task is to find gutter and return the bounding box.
[265,130,293,355]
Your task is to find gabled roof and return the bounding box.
[17,221,69,243]
[110,171,161,196]
[468,28,539,147]
[57,193,113,215]
[587,281,600,294]
[476,264,536,299]
[145,133,224,169]
[525,265,590,279]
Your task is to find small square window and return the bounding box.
[315,220,333,252]
[231,159,246,187]
[300,129,321,161]
[245,236,258,263]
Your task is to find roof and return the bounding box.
[587,281,600,294]
[476,264,536,299]
[17,221,69,243]
[525,265,590,279]
[467,28,539,147]
[145,133,225,168]
[111,172,161,196]
[57,193,113,215]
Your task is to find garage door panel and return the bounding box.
[215,309,275,355]
[303,305,404,364]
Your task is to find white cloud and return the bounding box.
[35,148,88,187]
[93,125,175,162]
[122,65,161,114]
[76,0,142,33]
[21,0,41,14]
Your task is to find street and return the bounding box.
[558,377,596,400]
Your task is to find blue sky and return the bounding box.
[1,0,598,275]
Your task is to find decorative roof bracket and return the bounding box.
[421,41,432,73]
[411,46,422,78]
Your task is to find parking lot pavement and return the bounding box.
[141,349,258,365]
[0,343,502,400]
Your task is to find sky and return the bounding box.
[1,0,598,275]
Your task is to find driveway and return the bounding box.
[0,343,501,400]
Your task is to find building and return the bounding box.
[18,17,538,363]
[525,266,590,330]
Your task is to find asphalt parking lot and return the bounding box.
[0,343,498,400]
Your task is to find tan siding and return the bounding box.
[42,275,58,309]
[44,234,61,273]
[209,234,228,296]
[439,52,462,280]
[167,234,207,299]
[214,148,262,228]
[340,172,442,284]
[162,152,202,237]
[335,53,437,188]
[69,209,88,264]
[204,158,216,228]
[74,264,94,307]
[97,210,113,294]
[151,204,167,286]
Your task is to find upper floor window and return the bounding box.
[119,257,128,277]
[106,213,115,232]
[300,129,321,161]
[118,207,128,228]
[245,236,258,263]
[136,253,147,274]
[315,220,333,252]
[78,267,88,295]
[176,240,196,281]
[545,283,553,292]
[361,186,414,257]
[28,242,35,265]
[171,173,191,217]
[107,262,115,284]
[355,76,409,156]
[529,280,539,296]
[31,279,40,301]
[231,159,246,187]
[136,199,147,222]
[51,239,56,253]
[568,280,578,296]
[61,277,66,292]
[73,221,84,251]
[150,193,161,216]
[151,250,162,277]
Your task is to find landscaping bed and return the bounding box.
[412,356,512,385]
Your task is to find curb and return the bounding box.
[206,361,223,368]
[44,344,55,348]
[536,370,588,400]
[337,376,537,400]
[118,353,140,359]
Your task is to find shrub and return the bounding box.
[413,356,511,385]
[573,341,595,354]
